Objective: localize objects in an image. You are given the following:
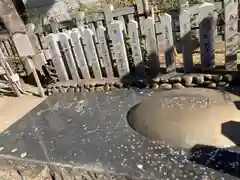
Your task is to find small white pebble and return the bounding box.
[137,164,143,169]
[224,144,230,148]
[11,148,18,153]
[0,147,4,151]
[20,152,27,158]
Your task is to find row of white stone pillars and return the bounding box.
[45,0,238,83]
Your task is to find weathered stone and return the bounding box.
[160,78,169,83]
[169,76,182,84]
[173,83,185,89]
[47,88,52,93]
[151,83,159,90]
[127,88,240,148]
[207,82,216,88]
[47,84,53,89]
[159,83,172,90]
[48,92,53,96]
[182,75,193,86]
[70,84,78,88]
[110,86,118,91]
[61,88,67,93]
[62,84,70,88]
[193,76,204,85]
[217,81,229,87]
[211,74,223,82]
[107,82,114,87]
[95,86,104,92]
[203,81,212,86]
[223,74,232,82]
[204,74,212,80]
[89,83,96,88]
[55,85,61,89]
[84,84,90,89]
[114,82,123,89]
[90,87,95,92]
[75,87,81,92]
[58,87,63,93]
[83,88,89,92]
[104,84,110,91]
[151,76,161,83]
[52,87,59,94]
[186,83,198,87]
[67,87,75,93]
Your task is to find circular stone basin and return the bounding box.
[127,88,240,148]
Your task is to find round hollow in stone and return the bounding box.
[127,88,240,149]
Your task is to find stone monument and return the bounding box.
[128,88,240,148]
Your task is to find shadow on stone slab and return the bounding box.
[189,144,240,178]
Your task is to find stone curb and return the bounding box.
[45,74,233,96]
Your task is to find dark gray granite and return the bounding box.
[0,89,239,179]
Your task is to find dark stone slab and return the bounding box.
[0,89,239,179]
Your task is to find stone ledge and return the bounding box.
[45,74,234,96]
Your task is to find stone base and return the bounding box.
[128,88,240,148]
[0,89,239,179]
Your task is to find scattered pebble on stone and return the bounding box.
[137,164,143,169]
[20,152,27,158]
[11,148,18,153]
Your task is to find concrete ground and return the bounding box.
[0,95,45,133]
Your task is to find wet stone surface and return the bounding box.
[0,89,239,179]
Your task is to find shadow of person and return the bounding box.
[189,144,240,178]
[222,121,240,146]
